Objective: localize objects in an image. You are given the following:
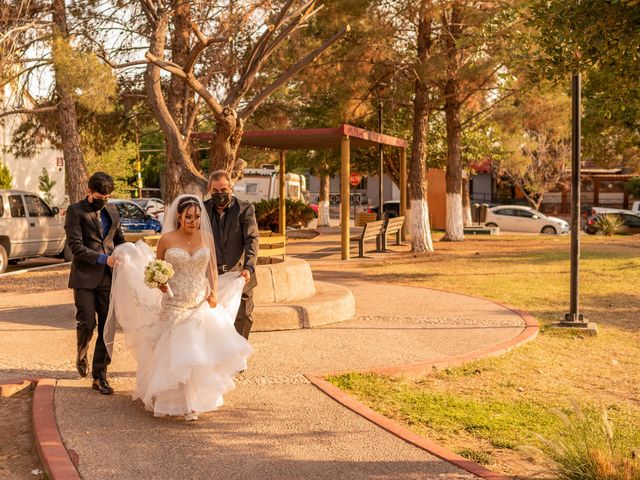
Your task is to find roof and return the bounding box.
[192,124,408,151]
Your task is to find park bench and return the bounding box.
[355,211,377,227]
[351,219,385,258]
[380,216,405,251]
[257,230,286,264]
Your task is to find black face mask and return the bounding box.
[211,192,231,208]
[90,197,108,210]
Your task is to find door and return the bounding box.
[24,194,52,256]
[622,214,640,234]
[7,194,30,257]
[514,209,538,233]
[493,208,517,231]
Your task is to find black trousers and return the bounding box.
[234,288,254,340]
[74,270,112,380]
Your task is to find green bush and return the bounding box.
[254,198,316,231]
[540,402,640,480]
[594,214,625,236]
[624,176,640,199]
[0,162,12,189]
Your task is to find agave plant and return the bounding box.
[594,214,625,237]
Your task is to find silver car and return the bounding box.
[0,189,69,273]
[485,205,570,235]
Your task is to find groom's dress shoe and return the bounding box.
[92,378,114,395]
[76,356,89,377]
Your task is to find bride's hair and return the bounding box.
[176,196,201,228]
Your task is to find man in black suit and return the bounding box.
[204,170,259,339]
[64,172,125,394]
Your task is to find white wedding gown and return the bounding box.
[107,241,252,417]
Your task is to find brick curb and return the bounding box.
[304,293,539,480]
[32,379,81,480]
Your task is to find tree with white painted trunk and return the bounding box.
[409,0,435,253]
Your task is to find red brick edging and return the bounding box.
[1,377,81,480]
[305,296,539,480]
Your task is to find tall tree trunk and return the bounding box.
[209,110,244,179]
[51,0,87,204]
[145,14,205,203]
[442,5,464,242]
[318,172,331,227]
[409,0,434,253]
[462,174,471,226]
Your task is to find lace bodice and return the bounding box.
[163,247,211,309]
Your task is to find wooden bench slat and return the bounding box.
[258,246,285,257]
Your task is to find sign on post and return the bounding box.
[350,172,362,187]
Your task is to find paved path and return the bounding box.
[0,267,525,479]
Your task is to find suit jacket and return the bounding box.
[204,196,259,289]
[64,198,126,289]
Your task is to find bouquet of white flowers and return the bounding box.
[144,259,175,297]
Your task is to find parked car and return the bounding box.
[485,205,570,235]
[0,189,69,273]
[109,199,162,233]
[367,200,400,219]
[584,212,640,235]
[131,197,165,217]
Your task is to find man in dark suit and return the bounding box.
[64,172,125,394]
[204,170,259,339]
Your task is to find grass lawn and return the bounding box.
[328,234,640,478]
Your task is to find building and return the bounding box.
[307,173,400,207]
[1,90,66,206]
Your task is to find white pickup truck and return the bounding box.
[592,200,640,216]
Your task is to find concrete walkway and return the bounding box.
[0,270,526,479]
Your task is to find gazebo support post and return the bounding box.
[279,150,286,234]
[400,147,407,240]
[341,135,351,260]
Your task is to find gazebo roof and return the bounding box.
[192,124,408,150]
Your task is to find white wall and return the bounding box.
[1,114,66,206]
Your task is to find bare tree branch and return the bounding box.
[146,51,225,119]
[240,25,349,120]
[0,105,58,119]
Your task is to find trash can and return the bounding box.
[471,203,480,224]
[479,204,489,224]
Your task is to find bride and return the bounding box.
[105,194,252,421]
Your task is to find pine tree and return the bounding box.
[38,168,57,206]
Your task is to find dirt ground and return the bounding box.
[0,389,44,480]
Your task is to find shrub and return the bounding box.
[624,176,640,199]
[254,198,316,231]
[539,402,640,480]
[0,162,12,189]
[594,214,625,236]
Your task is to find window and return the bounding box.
[116,202,145,219]
[246,183,258,194]
[515,210,535,218]
[0,195,3,217]
[9,195,26,218]
[288,185,300,199]
[24,195,53,217]
[494,208,515,216]
[623,214,640,227]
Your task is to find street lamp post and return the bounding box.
[554,72,597,335]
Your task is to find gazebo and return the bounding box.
[195,124,409,260]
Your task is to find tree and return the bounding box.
[0,162,12,189]
[528,0,640,171]
[38,168,57,206]
[494,85,570,210]
[408,0,435,252]
[138,0,349,201]
[1,0,118,203]
[624,177,640,200]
